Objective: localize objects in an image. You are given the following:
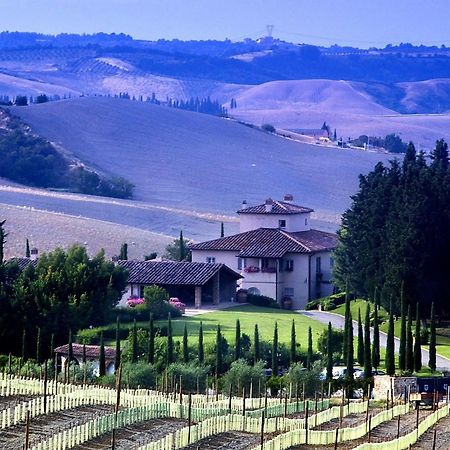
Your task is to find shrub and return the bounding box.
[247,294,280,309]
[285,361,323,397]
[167,363,210,392]
[221,359,265,396]
[317,327,344,358]
[144,285,181,319]
[121,362,157,389]
[261,123,276,133]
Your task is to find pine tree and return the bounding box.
[115,317,121,371]
[50,333,55,360]
[399,283,407,371]
[220,222,224,238]
[385,302,395,376]
[253,324,260,362]
[198,321,204,364]
[307,326,313,369]
[183,324,189,363]
[406,305,414,372]
[235,319,241,360]
[167,314,174,365]
[148,313,154,364]
[215,325,222,375]
[346,312,354,380]
[132,319,138,363]
[364,304,372,378]
[414,303,422,372]
[119,243,128,260]
[36,327,41,364]
[26,238,30,258]
[429,302,436,372]
[372,301,380,369]
[357,308,364,366]
[326,322,333,380]
[272,322,278,376]
[99,332,106,377]
[290,320,296,365]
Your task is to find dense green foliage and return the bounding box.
[246,293,280,309]
[429,303,436,372]
[0,243,127,358]
[167,96,227,117]
[334,140,450,316]
[0,110,134,198]
[349,133,407,153]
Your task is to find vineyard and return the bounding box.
[0,374,449,449]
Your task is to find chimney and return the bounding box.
[241,200,247,210]
[283,194,294,203]
[30,248,38,261]
[265,198,273,212]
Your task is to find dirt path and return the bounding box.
[72,418,187,450]
[411,414,450,450]
[312,410,382,431]
[0,404,113,450]
[291,408,432,449]
[183,431,260,450]
[0,395,38,411]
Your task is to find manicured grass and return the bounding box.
[333,298,388,322]
[154,305,326,349]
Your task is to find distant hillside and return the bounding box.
[12,97,393,226]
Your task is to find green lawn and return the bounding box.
[153,305,326,349]
[333,298,388,321]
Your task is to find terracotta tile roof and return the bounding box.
[5,258,37,270]
[238,199,313,215]
[190,228,337,258]
[118,260,241,286]
[54,344,116,360]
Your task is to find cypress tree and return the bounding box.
[357,308,364,366]
[148,313,154,364]
[414,303,422,372]
[36,327,41,364]
[364,304,372,378]
[429,302,436,372]
[406,305,414,372]
[272,322,278,376]
[235,319,241,360]
[22,329,27,362]
[25,238,30,258]
[115,317,121,371]
[132,319,138,363]
[385,302,395,376]
[346,311,354,380]
[183,324,189,363]
[343,288,350,361]
[326,322,333,380]
[99,332,106,377]
[68,329,73,363]
[290,320,296,365]
[50,333,55,360]
[119,243,128,260]
[220,222,224,238]
[372,302,380,369]
[179,230,186,261]
[167,314,174,365]
[215,325,222,376]
[399,284,407,372]
[82,344,86,364]
[307,326,313,369]
[198,321,204,364]
[253,324,260,362]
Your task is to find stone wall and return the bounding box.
[373,375,417,400]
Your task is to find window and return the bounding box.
[305,218,308,226]
[248,287,261,296]
[285,259,294,271]
[278,219,286,228]
[330,257,334,269]
[206,257,216,264]
[316,257,322,274]
[284,287,294,297]
[238,257,245,270]
[261,258,270,269]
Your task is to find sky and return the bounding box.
[2,0,450,48]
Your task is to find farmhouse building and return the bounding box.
[190,195,337,309]
[118,260,241,308]
[54,343,116,376]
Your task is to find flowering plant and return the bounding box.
[244,266,260,273]
[127,297,145,307]
[169,297,186,313]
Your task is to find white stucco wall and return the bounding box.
[239,212,311,233]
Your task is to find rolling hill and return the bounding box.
[5,96,394,239]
